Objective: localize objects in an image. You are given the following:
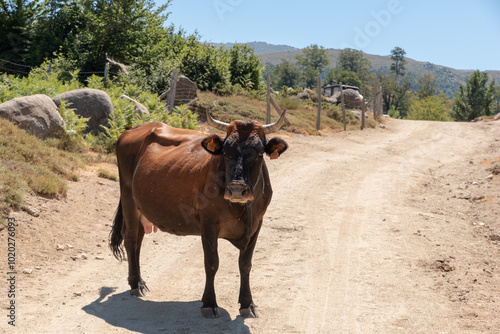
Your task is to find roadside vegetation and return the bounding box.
[0,117,84,218]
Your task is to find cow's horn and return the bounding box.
[263,109,287,134]
[206,109,229,132]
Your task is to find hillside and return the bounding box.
[213,41,298,54]
[217,42,500,98]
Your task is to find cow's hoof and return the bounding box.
[201,307,220,318]
[130,281,149,297]
[240,304,259,318]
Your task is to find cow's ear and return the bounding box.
[265,137,288,160]
[201,134,224,155]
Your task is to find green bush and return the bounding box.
[408,95,451,121]
[326,104,343,122]
[388,107,400,119]
[275,95,301,110]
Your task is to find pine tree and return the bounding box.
[452,70,493,121]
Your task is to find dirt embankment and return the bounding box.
[1,119,500,333]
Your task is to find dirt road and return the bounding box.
[2,119,500,333]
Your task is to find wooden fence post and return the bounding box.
[379,84,383,119]
[316,76,321,131]
[269,95,292,125]
[361,97,366,130]
[266,74,271,124]
[167,69,179,113]
[104,62,109,83]
[340,82,346,131]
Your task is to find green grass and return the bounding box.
[0,118,85,217]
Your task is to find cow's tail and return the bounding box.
[109,200,125,261]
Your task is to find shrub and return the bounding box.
[388,107,400,118]
[408,95,451,121]
[275,95,301,110]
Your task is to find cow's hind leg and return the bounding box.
[238,221,262,318]
[122,197,149,297]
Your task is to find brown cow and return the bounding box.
[109,110,288,318]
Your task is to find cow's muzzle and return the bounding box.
[224,182,254,203]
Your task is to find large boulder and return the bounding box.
[328,89,364,108]
[53,88,113,133]
[161,75,198,106]
[0,94,64,138]
[119,95,149,116]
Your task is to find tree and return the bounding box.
[452,70,494,121]
[271,58,300,89]
[335,70,362,88]
[407,94,451,121]
[492,81,500,115]
[390,46,407,77]
[377,70,413,117]
[179,39,230,91]
[336,48,371,82]
[295,44,329,87]
[324,68,335,85]
[417,73,437,99]
[0,0,40,64]
[228,44,262,90]
[26,0,171,75]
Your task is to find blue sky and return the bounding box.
[161,0,500,71]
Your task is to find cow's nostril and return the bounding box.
[241,189,247,196]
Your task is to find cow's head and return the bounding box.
[202,110,288,204]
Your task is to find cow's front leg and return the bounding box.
[201,223,220,318]
[238,220,262,318]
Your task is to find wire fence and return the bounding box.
[0,58,119,78]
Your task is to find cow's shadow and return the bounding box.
[83,287,251,334]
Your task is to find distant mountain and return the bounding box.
[214,41,298,54]
[217,42,499,98]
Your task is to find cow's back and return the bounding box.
[117,122,226,235]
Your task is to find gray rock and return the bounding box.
[53,88,113,133]
[161,75,198,106]
[489,234,500,241]
[297,92,310,100]
[330,89,364,108]
[120,95,149,116]
[0,94,64,138]
[494,112,500,121]
[22,205,40,217]
[349,110,368,120]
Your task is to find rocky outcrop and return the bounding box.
[53,88,113,133]
[0,94,64,138]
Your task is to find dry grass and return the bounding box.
[190,91,373,134]
[97,169,118,181]
[0,118,85,217]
